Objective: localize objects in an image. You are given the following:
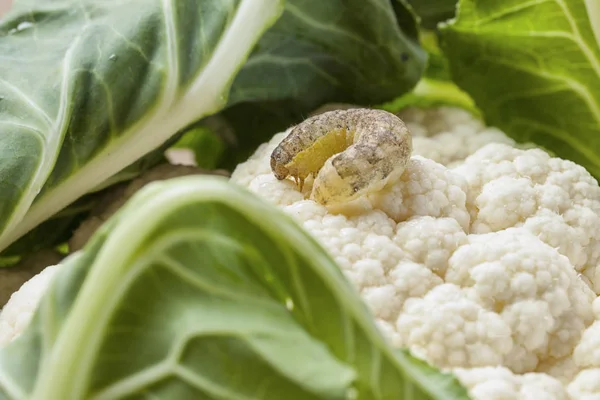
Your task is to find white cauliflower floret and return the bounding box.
[567,369,600,400]
[454,143,600,293]
[393,216,467,277]
[368,157,470,230]
[574,321,600,370]
[282,200,441,323]
[573,298,600,370]
[537,356,581,384]
[0,264,60,347]
[396,106,516,167]
[362,260,443,322]
[395,284,514,368]
[248,174,306,206]
[453,366,568,400]
[446,228,595,372]
[473,177,538,232]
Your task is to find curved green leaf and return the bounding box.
[0,0,284,253]
[0,177,469,399]
[439,0,600,177]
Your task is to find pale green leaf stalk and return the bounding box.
[439,0,600,177]
[0,0,284,253]
[0,176,470,400]
[380,77,480,116]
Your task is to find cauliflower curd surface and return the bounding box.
[2,106,600,399]
[230,107,600,400]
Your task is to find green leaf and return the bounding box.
[439,0,600,177]
[215,0,427,169]
[0,177,470,400]
[0,0,284,253]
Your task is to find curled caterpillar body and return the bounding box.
[270,108,412,205]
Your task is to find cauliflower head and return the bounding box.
[2,106,599,400]
[230,106,600,399]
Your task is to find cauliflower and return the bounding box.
[565,298,600,399]
[453,366,568,400]
[2,106,599,399]
[229,106,600,399]
[567,369,600,399]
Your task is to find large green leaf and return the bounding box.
[0,0,284,253]
[214,0,427,169]
[0,177,469,400]
[439,0,600,177]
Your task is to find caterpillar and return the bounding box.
[270,108,413,205]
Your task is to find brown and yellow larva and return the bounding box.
[270,108,413,205]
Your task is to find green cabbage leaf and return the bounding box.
[440,0,600,177]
